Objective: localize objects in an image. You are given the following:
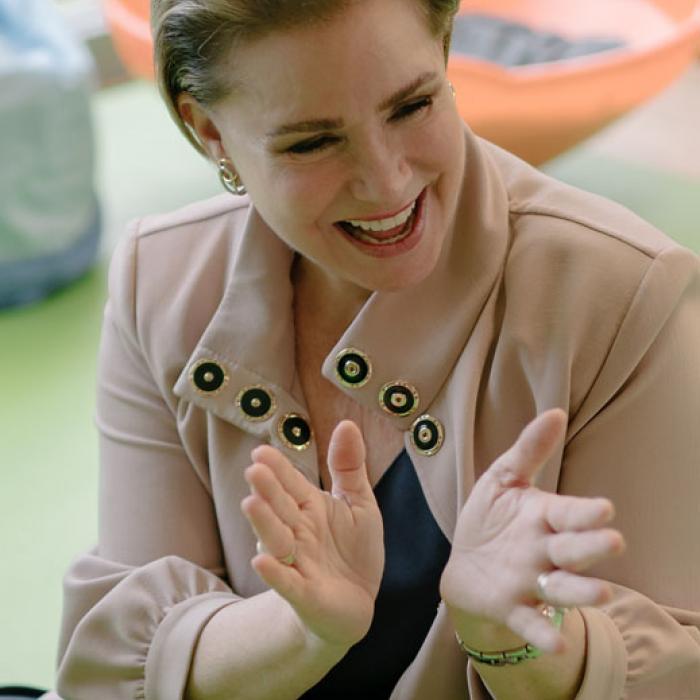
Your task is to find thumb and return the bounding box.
[327,420,373,504]
[489,409,567,488]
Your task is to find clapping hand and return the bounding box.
[241,420,384,649]
[440,409,626,654]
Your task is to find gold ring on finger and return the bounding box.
[278,548,296,566]
[256,540,296,566]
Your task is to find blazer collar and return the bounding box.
[174,126,510,470]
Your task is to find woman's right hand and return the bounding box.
[241,420,384,650]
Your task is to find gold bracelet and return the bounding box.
[455,606,566,667]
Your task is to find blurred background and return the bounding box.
[1,0,699,691]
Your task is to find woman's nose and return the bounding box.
[348,137,412,205]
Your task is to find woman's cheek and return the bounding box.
[422,108,463,152]
[280,161,347,217]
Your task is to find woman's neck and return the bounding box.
[292,255,371,341]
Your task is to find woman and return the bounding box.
[47,0,700,698]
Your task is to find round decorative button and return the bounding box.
[278,413,313,451]
[190,359,228,395]
[379,382,420,417]
[335,348,372,388]
[410,415,444,456]
[236,386,275,422]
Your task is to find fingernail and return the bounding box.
[598,582,614,603]
[611,532,626,554]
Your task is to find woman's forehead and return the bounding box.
[216,0,444,125]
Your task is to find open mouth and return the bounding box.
[335,189,426,247]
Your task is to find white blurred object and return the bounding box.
[0,0,101,307]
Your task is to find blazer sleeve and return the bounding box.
[558,245,700,699]
[54,226,241,700]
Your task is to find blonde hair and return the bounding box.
[151,0,460,155]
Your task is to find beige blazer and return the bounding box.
[48,126,700,700]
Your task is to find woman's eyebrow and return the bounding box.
[378,70,439,111]
[266,71,440,138]
[268,118,343,138]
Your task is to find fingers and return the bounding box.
[241,492,296,562]
[327,420,373,504]
[547,529,626,572]
[490,409,567,488]
[546,496,615,532]
[535,569,613,608]
[252,551,303,598]
[245,462,301,527]
[251,552,308,610]
[243,450,307,577]
[251,444,314,505]
[506,605,565,655]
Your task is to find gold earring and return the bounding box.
[218,158,247,196]
[448,81,456,100]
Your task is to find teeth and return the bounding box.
[346,199,416,232]
[352,222,413,246]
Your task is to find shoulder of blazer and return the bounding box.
[134,193,251,241]
[106,194,253,394]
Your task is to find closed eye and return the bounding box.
[390,96,433,121]
[286,135,339,155]
[284,95,434,155]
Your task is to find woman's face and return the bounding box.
[190,0,466,293]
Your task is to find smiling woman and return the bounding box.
[42,0,700,699]
[174,0,464,296]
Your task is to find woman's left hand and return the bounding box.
[439,409,626,653]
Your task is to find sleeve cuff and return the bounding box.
[145,592,239,700]
[574,606,627,700]
[464,607,628,700]
[466,659,494,699]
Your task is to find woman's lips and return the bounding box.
[334,187,428,258]
[348,196,419,223]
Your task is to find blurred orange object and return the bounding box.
[103,0,154,80]
[449,0,700,163]
[104,0,700,164]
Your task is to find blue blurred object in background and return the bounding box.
[0,0,101,309]
[451,14,626,67]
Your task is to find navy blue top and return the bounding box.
[301,449,452,699]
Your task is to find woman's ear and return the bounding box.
[177,93,225,160]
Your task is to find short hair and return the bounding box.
[151,0,460,155]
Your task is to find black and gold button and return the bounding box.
[278,413,313,451]
[410,415,444,456]
[236,386,275,422]
[190,359,228,396]
[335,348,372,388]
[379,382,420,417]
